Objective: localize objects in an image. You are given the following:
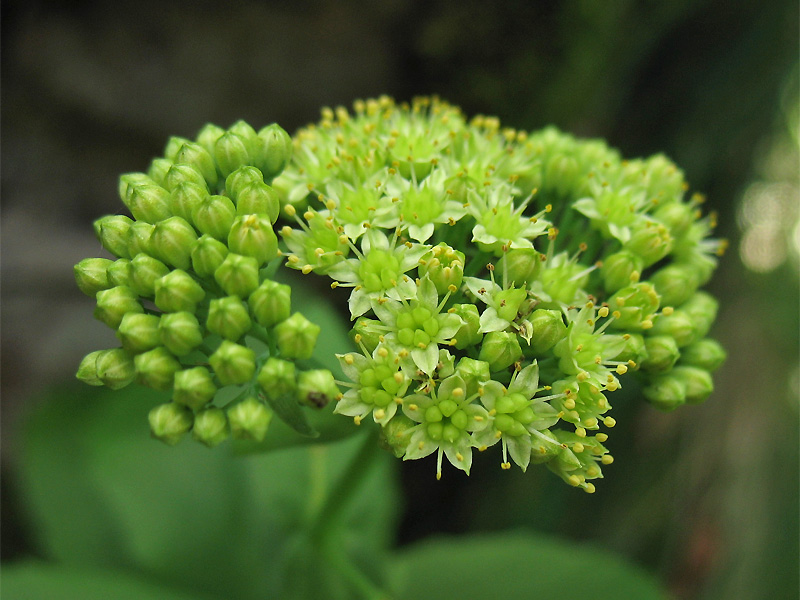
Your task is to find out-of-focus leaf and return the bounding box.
[17,383,399,600]
[388,531,668,600]
[1,563,206,600]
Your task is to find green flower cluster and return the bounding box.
[276,96,726,489]
[75,120,340,446]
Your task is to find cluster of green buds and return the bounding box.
[275,96,725,489]
[75,120,341,446]
[75,96,726,491]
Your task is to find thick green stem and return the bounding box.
[308,429,390,600]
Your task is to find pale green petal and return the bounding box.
[404,427,438,460]
[444,434,473,474]
[510,362,539,396]
[417,275,439,308]
[473,426,500,449]
[506,435,532,471]
[463,403,491,431]
[348,290,373,318]
[572,197,601,220]
[479,307,511,333]
[438,374,467,400]
[411,343,439,376]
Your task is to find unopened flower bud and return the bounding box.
[159,311,203,356]
[124,184,173,224]
[74,258,113,296]
[607,333,647,365]
[207,296,251,341]
[257,357,297,400]
[195,123,225,156]
[215,131,252,178]
[95,348,137,390]
[173,366,217,411]
[163,163,207,192]
[642,374,687,411]
[527,309,567,355]
[640,335,680,373]
[174,141,218,189]
[119,172,156,203]
[257,123,293,180]
[650,263,700,308]
[670,366,714,404]
[607,282,660,330]
[226,166,264,197]
[192,194,236,241]
[76,350,106,386]
[168,182,208,224]
[681,292,718,340]
[234,183,280,224]
[451,304,482,350]
[380,414,416,458]
[129,254,170,297]
[94,286,142,329]
[117,312,161,353]
[148,402,193,445]
[228,396,273,441]
[154,270,205,313]
[214,253,260,297]
[107,259,132,288]
[274,313,321,360]
[544,155,579,197]
[209,340,256,385]
[163,136,193,162]
[297,369,339,408]
[419,243,465,295]
[93,215,133,258]
[479,331,522,371]
[191,234,229,278]
[600,250,644,293]
[625,221,672,267]
[455,357,490,397]
[228,214,278,266]
[495,287,529,322]
[498,248,543,286]
[135,347,182,391]
[248,279,291,328]
[654,201,694,238]
[150,216,198,270]
[679,338,726,372]
[126,221,155,257]
[147,158,173,187]
[192,407,229,447]
[650,309,696,347]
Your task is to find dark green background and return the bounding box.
[2,1,798,598]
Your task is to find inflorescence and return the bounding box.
[76,96,726,490]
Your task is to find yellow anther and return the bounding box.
[374,409,385,420]
[409,403,418,411]
[280,225,293,237]
[284,204,297,217]
[573,443,585,453]
[377,347,389,357]
[612,310,621,319]
[354,416,362,426]
[564,398,576,410]
[288,255,300,264]
[615,296,626,307]
[304,211,315,221]
[473,415,484,422]
[353,334,362,343]
[331,282,339,289]
[325,199,336,211]
[495,430,503,439]
[601,455,614,465]
[603,416,616,428]
[314,247,325,257]
[584,483,596,494]
[627,360,637,368]
[394,397,403,404]
[629,270,640,282]
[568,474,581,487]
[301,265,313,274]
[616,364,628,375]
[456,453,464,462]
[344,354,354,365]
[501,462,511,470]
[598,306,609,318]
[577,371,589,382]
[452,387,464,398]
[586,465,600,478]
[641,319,653,329]
[596,433,608,442]
[478,445,488,452]
[662,306,674,316]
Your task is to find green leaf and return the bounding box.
[1,563,206,600]
[264,391,319,437]
[17,383,399,600]
[388,531,668,600]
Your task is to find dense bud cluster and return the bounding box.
[76,96,725,490]
[75,121,338,446]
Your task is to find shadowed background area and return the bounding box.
[2,1,798,599]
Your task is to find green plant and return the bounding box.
[16,96,725,598]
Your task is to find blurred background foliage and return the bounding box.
[2,1,797,598]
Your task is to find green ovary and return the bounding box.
[396,306,440,348]
[359,249,401,292]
